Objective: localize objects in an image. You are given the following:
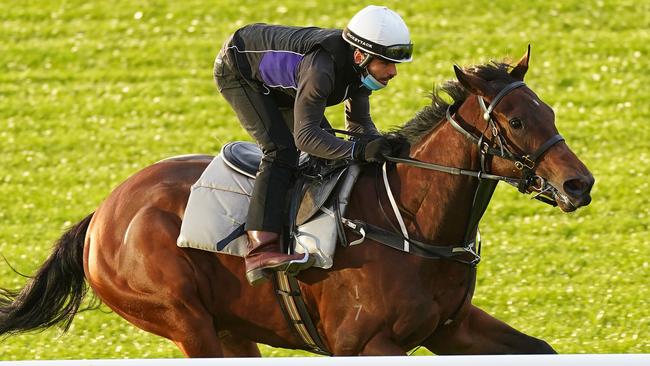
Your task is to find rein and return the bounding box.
[365,80,567,259]
[385,80,565,205]
[332,81,566,326]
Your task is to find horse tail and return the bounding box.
[0,212,94,336]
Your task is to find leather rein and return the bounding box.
[335,80,565,266]
[368,82,560,260]
[390,80,565,204]
[312,81,566,333]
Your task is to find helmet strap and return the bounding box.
[359,52,373,68]
[355,51,386,91]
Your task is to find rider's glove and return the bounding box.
[387,136,411,157]
[352,137,392,163]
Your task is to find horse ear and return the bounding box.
[510,44,531,81]
[454,64,494,97]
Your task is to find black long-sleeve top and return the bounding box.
[220,23,380,159]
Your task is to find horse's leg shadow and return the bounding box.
[422,304,557,354]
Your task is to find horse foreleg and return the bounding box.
[172,324,224,357]
[218,330,262,357]
[423,305,556,354]
[357,333,405,356]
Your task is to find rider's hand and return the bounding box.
[352,137,392,163]
[387,136,411,157]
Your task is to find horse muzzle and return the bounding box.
[556,174,595,212]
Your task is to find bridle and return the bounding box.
[332,80,568,263]
[389,80,565,205]
[359,79,568,268]
[332,80,567,328]
[452,80,564,195]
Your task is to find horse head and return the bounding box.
[452,46,594,212]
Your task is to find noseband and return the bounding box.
[446,80,565,197]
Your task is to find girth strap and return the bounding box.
[273,272,331,356]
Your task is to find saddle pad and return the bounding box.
[176,149,339,269]
[176,154,253,256]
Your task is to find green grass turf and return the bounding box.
[1,0,648,359]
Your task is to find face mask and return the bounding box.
[361,71,386,91]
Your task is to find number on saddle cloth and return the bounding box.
[176,141,361,269]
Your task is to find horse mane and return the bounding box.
[392,61,515,144]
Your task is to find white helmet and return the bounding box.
[342,5,413,63]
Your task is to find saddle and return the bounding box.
[177,141,361,269]
[221,141,348,225]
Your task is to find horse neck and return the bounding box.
[395,111,483,244]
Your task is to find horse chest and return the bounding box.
[325,278,438,334]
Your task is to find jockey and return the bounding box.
[214,5,413,286]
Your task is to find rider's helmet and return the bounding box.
[342,5,413,64]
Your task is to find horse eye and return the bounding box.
[509,118,524,130]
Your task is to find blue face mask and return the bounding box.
[361,72,386,91]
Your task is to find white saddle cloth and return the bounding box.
[176,152,356,269]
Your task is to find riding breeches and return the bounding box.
[215,58,298,233]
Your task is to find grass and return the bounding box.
[1,0,649,359]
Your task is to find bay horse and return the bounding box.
[0,48,593,356]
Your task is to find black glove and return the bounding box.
[352,137,392,163]
[387,136,411,157]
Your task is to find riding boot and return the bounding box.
[244,230,311,286]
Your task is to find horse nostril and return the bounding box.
[563,176,593,197]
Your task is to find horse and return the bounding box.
[0,48,594,356]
